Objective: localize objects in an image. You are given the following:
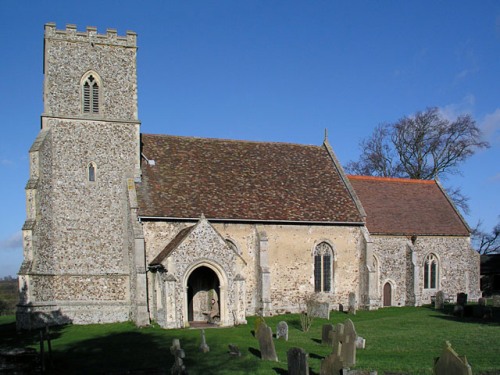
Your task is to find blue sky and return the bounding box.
[0,1,499,277]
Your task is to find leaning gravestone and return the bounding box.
[287,347,309,375]
[434,341,472,375]
[307,300,330,319]
[321,324,335,346]
[342,319,357,367]
[277,321,289,341]
[257,323,278,361]
[348,292,357,315]
[435,290,445,310]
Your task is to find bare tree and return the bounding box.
[473,221,500,255]
[345,107,489,214]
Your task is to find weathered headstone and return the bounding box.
[456,293,468,306]
[330,323,345,358]
[170,339,187,375]
[256,323,278,361]
[435,290,445,310]
[277,321,289,341]
[348,292,357,315]
[228,344,241,357]
[307,300,330,319]
[320,351,344,375]
[287,347,309,375]
[254,315,266,336]
[342,318,357,367]
[434,341,472,375]
[199,329,210,353]
[478,297,486,306]
[355,336,366,349]
[493,295,500,307]
[321,324,335,346]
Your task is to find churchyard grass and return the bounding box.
[1,306,499,374]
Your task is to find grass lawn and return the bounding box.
[1,306,499,374]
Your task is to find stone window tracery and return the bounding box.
[424,253,439,289]
[314,242,333,292]
[81,72,101,114]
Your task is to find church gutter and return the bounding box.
[137,216,365,226]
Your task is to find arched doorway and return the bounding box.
[187,266,220,322]
[383,282,392,307]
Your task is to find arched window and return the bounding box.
[88,162,97,182]
[314,242,333,292]
[81,72,101,114]
[424,253,439,289]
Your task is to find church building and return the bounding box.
[17,24,480,329]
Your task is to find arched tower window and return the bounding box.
[81,72,101,114]
[88,162,97,182]
[314,242,334,292]
[424,253,439,289]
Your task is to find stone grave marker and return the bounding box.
[228,344,241,357]
[348,292,357,315]
[456,292,468,306]
[435,290,445,310]
[254,315,266,336]
[343,318,357,367]
[493,295,500,307]
[199,329,209,353]
[330,322,345,358]
[355,336,366,349]
[287,347,309,375]
[256,323,278,361]
[277,321,289,341]
[320,351,344,375]
[434,341,472,375]
[321,324,334,346]
[170,339,187,375]
[478,297,486,306]
[307,300,330,319]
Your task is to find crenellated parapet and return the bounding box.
[44,23,137,48]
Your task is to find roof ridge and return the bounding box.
[347,175,436,185]
[141,133,321,148]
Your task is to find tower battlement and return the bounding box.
[44,23,136,48]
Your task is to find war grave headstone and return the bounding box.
[307,300,330,319]
[277,321,289,341]
[434,290,445,310]
[348,292,357,315]
[287,347,309,375]
[322,324,335,346]
[256,323,278,361]
[434,341,472,375]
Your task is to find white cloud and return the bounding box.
[480,108,500,144]
[438,95,475,121]
[0,231,23,252]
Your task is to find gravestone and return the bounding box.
[256,323,278,361]
[277,321,289,341]
[456,293,468,306]
[435,291,445,310]
[355,336,366,349]
[228,344,241,357]
[199,329,210,353]
[493,295,500,307]
[342,319,357,367]
[320,351,344,375]
[170,339,187,375]
[478,297,486,306]
[321,324,335,346]
[307,300,330,319]
[287,347,309,375]
[254,315,266,336]
[330,323,345,358]
[348,292,357,315]
[434,341,472,375]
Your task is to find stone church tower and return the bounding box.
[17,24,148,328]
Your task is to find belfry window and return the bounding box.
[424,253,439,289]
[82,74,100,114]
[314,242,333,292]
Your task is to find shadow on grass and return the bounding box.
[0,319,68,351]
[427,304,500,326]
[311,338,321,344]
[248,346,261,359]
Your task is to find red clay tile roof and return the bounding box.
[347,175,470,236]
[136,134,364,223]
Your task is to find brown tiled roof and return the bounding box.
[347,175,470,236]
[136,134,363,223]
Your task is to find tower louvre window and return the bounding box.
[82,74,100,114]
